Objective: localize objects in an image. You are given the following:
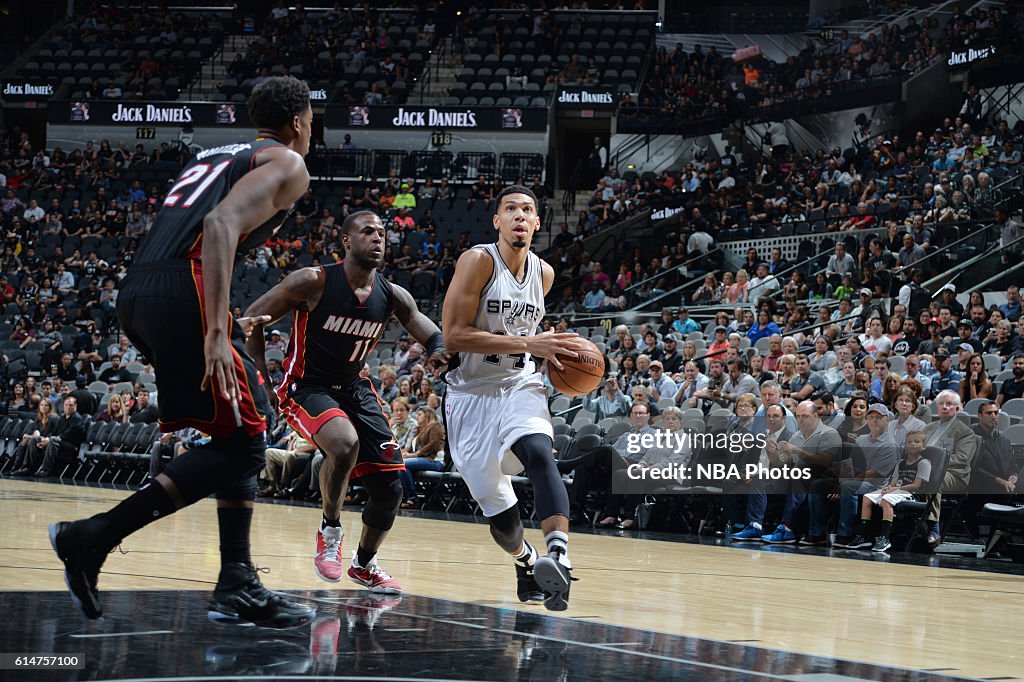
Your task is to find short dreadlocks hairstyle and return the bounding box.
[247,76,310,130]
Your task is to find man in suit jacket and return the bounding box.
[33,395,89,477]
[923,390,978,544]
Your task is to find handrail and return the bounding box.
[922,232,1024,291]
[964,257,1024,293]
[624,247,722,295]
[891,222,997,276]
[630,269,721,312]
[692,312,862,363]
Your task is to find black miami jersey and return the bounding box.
[135,138,294,263]
[281,262,394,388]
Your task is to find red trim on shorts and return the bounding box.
[364,377,398,441]
[278,392,349,440]
[184,260,266,438]
[352,461,406,479]
[282,309,309,381]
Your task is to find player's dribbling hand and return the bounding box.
[527,330,584,371]
[236,314,272,341]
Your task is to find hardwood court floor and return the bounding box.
[1,479,1021,680]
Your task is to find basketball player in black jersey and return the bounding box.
[48,76,316,628]
[244,210,447,592]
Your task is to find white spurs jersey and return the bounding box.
[445,244,546,391]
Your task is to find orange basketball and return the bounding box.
[549,339,605,397]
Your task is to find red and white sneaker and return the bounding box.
[314,526,344,582]
[347,559,402,594]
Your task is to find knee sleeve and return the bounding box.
[488,504,524,554]
[162,431,266,504]
[360,471,403,531]
[511,434,569,521]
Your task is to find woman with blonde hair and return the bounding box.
[726,269,748,303]
[776,354,797,390]
[96,393,130,424]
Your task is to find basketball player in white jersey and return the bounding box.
[442,185,584,611]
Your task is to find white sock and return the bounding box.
[544,530,570,569]
[513,541,537,567]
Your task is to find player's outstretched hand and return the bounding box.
[236,314,272,341]
[526,331,584,371]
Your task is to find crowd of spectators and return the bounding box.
[629,4,1022,125]
[546,97,1024,318]
[226,3,431,106]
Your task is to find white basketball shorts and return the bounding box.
[443,381,553,517]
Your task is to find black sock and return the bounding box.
[93,480,178,547]
[881,520,892,538]
[858,517,870,533]
[217,506,253,565]
[355,545,375,568]
[322,515,341,529]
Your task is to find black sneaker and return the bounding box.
[533,551,573,612]
[49,520,111,620]
[849,534,873,550]
[515,562,544,603]
[872,536,891,553]
[208,562,316,629]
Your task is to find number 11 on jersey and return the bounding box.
[349,339,373,363]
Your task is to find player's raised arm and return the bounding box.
[244,266,325,390]
[201,149,309,402]
[391,283,447,368]
[441,249,583,370]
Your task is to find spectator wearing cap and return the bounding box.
[918,317,944,357]
[833,402,900,549]
[853,288,883,333]
[707,326,730,360]
[266,330,287,353]
[392,334,411,368]
[660,334,683,374]
[393,183,417,209]
[950,320,982,354]
[928,347,961,400]
[672,307,700,335]
[647,360,677,402]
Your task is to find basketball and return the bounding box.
[549,339,605,396]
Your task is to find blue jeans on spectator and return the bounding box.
[836,479,880,538]
[746,478,805,526]
[398,456,443,499]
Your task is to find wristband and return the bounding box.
[424,331,446,356]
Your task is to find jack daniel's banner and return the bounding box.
[325,104,547,132]
[48,100,252,127]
